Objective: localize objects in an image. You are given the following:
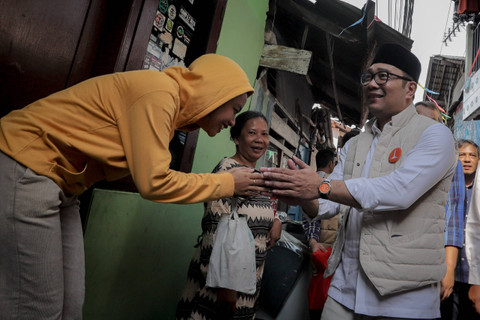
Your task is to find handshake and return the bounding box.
[229,156,322,203]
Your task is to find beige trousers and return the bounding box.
[0,151,84,320]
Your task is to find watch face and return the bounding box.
[319,183,330,194]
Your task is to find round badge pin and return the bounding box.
[388,148,402,163]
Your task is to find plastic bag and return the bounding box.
[308,247,333,310]
[276,227,309,257]
[206,198,256,294]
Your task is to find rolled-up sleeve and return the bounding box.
[344,123,456,212]
[445,160,465,248]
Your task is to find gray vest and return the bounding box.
[325,105,454,296]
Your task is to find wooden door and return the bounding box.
[0,0,105,116]
[0,0,227,228]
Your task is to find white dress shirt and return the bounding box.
[317,120,456,318]
[467,167,480,285]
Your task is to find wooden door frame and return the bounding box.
[124,0,228,173]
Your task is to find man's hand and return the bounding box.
[469,285,480,314]
[267,219,282,249]
[217,288,237,315]
[261,156,360,208]
[228,167,269,197]
[309,239,327,253]
[440,269,454,301]
[260,156,322,200]
[441,246,458,301]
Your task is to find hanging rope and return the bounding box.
[338,2,368,37]
[418,82,440,95]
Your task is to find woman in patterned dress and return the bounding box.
[176,111,282,320]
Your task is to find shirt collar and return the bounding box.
[371,120,389,136]
[367,104,416,137]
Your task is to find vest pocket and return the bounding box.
[388,231,422,245]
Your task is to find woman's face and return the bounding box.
[197,93,247,137]
[234,117,269,163]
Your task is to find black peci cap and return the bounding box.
[371,43,421,82]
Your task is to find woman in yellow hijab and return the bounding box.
[0,54,265,319]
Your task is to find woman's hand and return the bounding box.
[217,288,237,315]
[228,167,269,197]
[267,219,282,249]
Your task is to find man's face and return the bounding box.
[363,63,416,123]
[459,143,479,176]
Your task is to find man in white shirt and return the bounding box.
[261,43,456,319]
[465,146,480,315]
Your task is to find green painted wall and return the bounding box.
[84,190,203,319]
[83,1,268,319]
[192,0,269,174]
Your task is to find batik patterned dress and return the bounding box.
[176,157,275,320]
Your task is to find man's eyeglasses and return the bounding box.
[360,71,414,86]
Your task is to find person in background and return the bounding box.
[444,139,479,319]
[415,101,480,319]
[176,111,282,320]
[337,128,361,149]
[304,130,361,256]
[0,54,267,320]
[303,135,361,256]
[302,148,337,254]
[415,100,441,122]
[302,148,336,320]
[304,133,360,319]
[463,141,480,315]
[261,43,457,319]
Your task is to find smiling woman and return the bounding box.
[230,111,270,167]
[176,111,282,320]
